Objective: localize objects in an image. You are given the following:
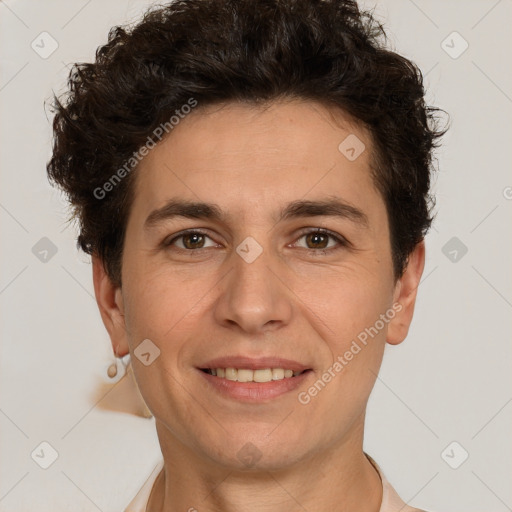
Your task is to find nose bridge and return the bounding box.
[214,234,292,333]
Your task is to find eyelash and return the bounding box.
[163,228,349,255]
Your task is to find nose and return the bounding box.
[213,238,293,335]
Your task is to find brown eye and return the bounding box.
[304,232,330,249]
[165,230,216,250]
[181,232,206,249]
[295,228,347,253]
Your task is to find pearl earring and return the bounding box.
[107,349,130,379]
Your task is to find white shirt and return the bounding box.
[124,454,429,512]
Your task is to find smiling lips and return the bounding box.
[197,356,312,397]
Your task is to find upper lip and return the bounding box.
[198,356,310,372]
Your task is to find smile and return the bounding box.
[200,367,306,382]
[197,367,312,401]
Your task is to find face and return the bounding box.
[94,99,424,471]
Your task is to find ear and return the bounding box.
[92,255,129,357]
[386,241,426,345]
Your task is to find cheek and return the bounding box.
[121,262,215,351]
[298,265,393,345]
[298,271,390,417]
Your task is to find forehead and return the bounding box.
[131,99,381,223]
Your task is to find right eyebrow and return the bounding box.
[144,199,225,230]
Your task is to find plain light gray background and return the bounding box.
[1,0,511,511]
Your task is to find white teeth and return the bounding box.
[225,368,237,381]
[272,368,284,380]
[206,367,304,382]
[254,369,273,382]
[237,369,253,382]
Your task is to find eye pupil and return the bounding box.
[183,233,204,249]
[306,232,328,249]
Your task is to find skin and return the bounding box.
[93,99,425,512]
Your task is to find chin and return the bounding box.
[200,430,312,472]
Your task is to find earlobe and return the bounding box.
[386,241,426,346]
[92,255,129,357]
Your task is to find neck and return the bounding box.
[147,420,382,512]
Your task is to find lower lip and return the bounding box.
[197,369,312,402]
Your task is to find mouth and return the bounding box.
[196,357,313,401]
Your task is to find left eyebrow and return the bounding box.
[278,197,369,228]
[144,196,369,230]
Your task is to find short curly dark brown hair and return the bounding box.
[46,0,446,287]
